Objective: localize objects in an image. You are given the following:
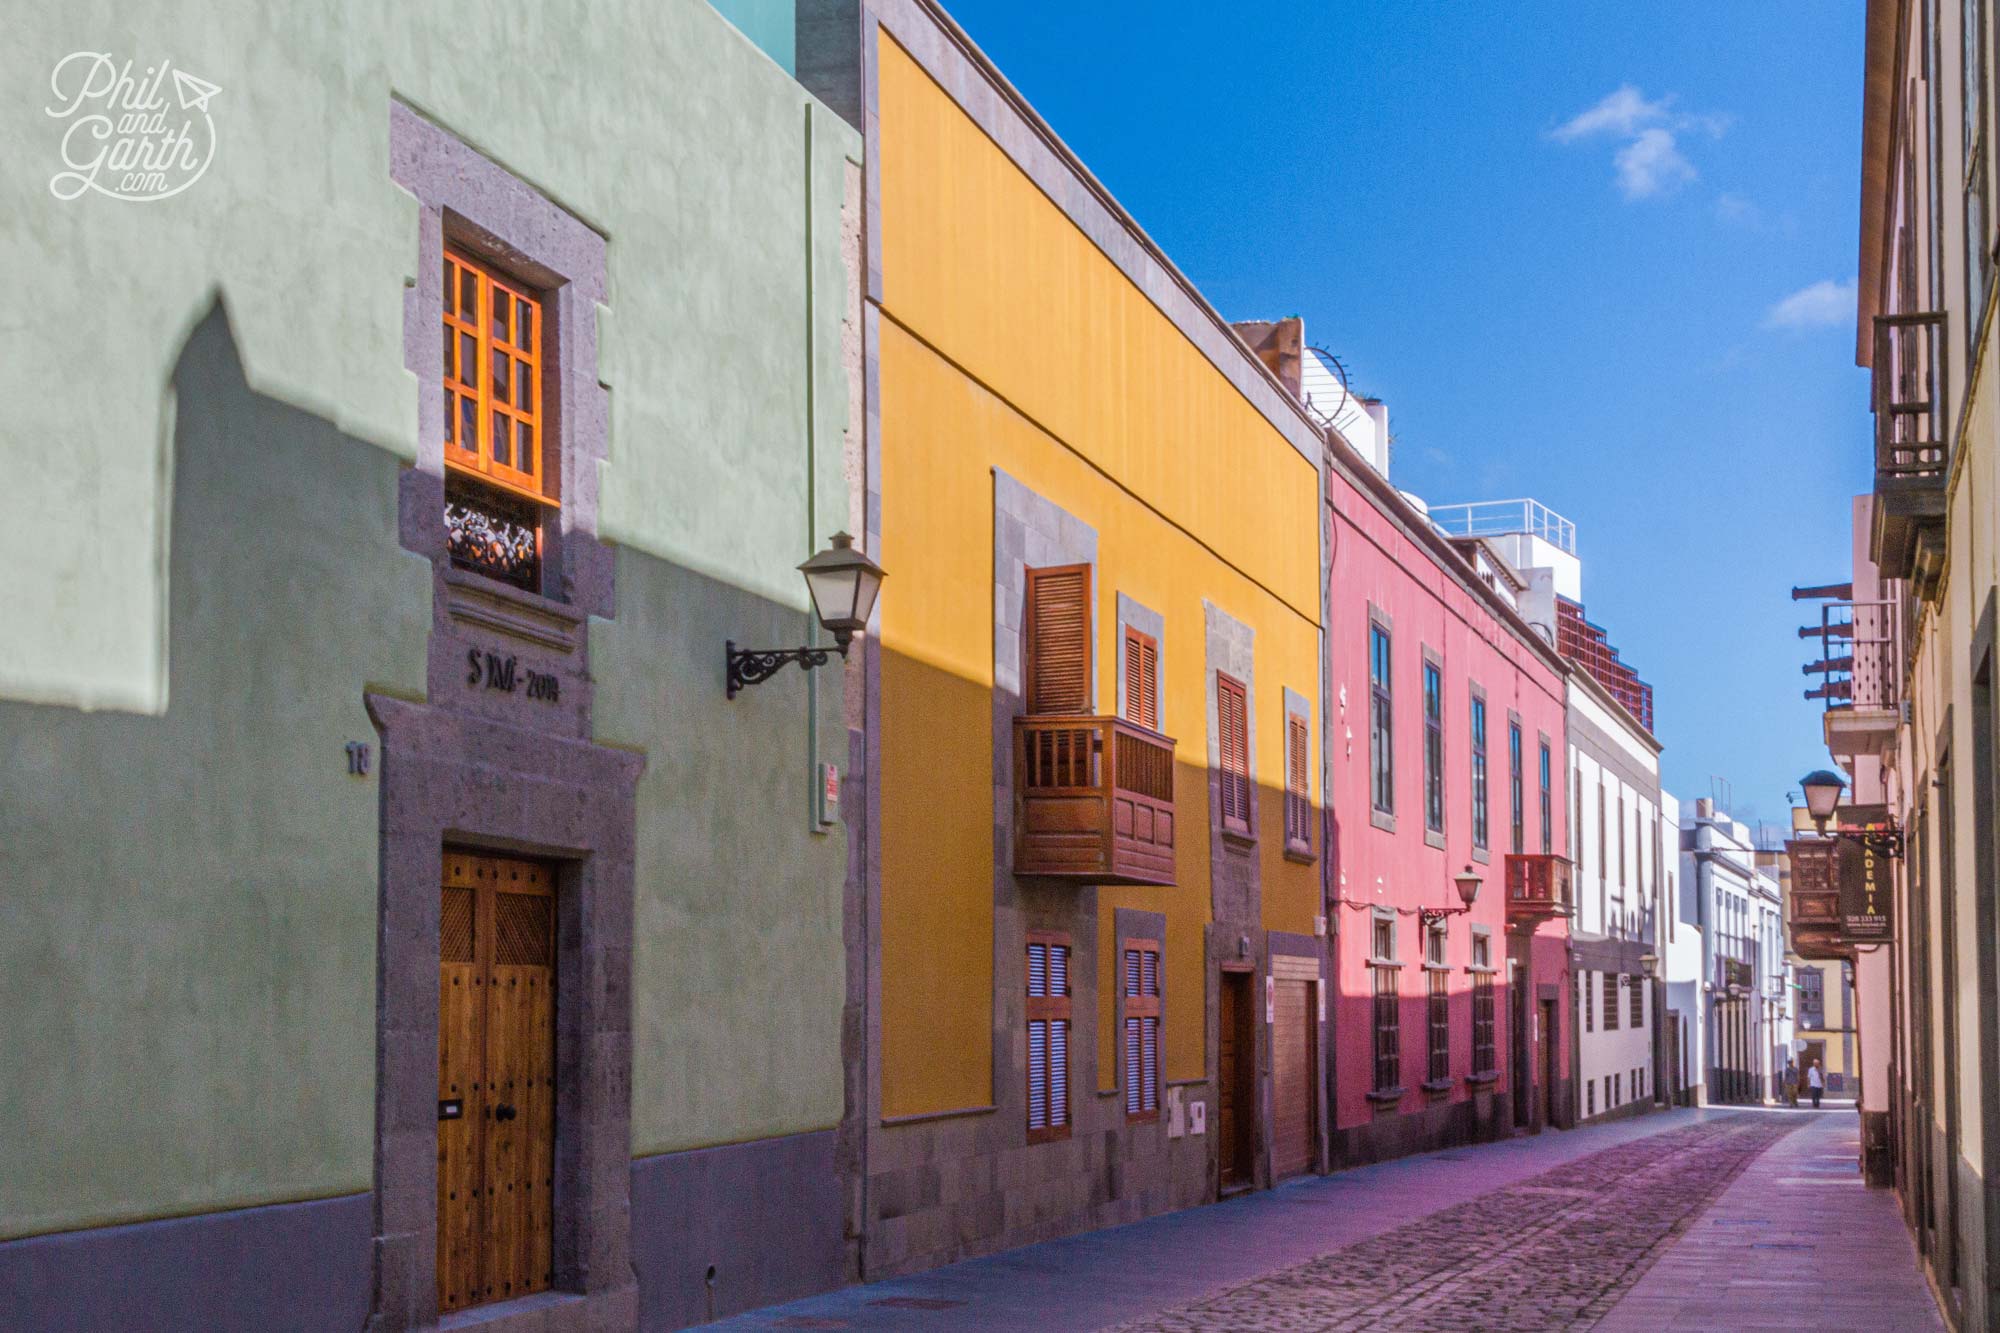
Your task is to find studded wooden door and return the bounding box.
[438,852,556,1313]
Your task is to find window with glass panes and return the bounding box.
[1426,925,1450,1084]
[1026,934,1071,1141]
[1471,933,1496,1076]
[1470,693,1488,851]
[1603,972,1620,1030]
[1583,969,1593,1031]
[1538,741,1552,852]
[1372,916,1400,1093]
[444,250,548,502]
[1423,661,1444,835]
[1370,621,1394,815]
[1508,722,1524,854]
[1630,975,1644,1029]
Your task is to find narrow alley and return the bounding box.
[718,1110,1936,1332]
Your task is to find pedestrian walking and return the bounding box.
[1808,1059,1824,1109]
[1782,1058,1799,1107]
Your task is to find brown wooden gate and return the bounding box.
[438,852,556,1313]
[1218,969,1255,1189]
[1270,958,1317,1180]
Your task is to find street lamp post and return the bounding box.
[727,532,886,698]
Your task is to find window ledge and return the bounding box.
[1465,964,1498,975]
[1284,841,1316,865]
[1471,845,1491,865]
[1219,826,1257,850]
[1365,1086,1405,1104]
[1421,1078,1455,1094]
[1421,962,1452,974]
[1424,829,1447,851]
[1367,958,1403,970]
[1466,1070,1501,1086]
[441,565,582,654]
[1371,809,1397,834]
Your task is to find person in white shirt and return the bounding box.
[1808,1059,1825,1109]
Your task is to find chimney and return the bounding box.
[1230,316,1304,398]
[1695,798,1715,819]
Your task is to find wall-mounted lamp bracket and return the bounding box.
[726,638,848,700]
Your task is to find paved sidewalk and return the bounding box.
[709,1107,1760,1331]
[1595,1110,1942,1331]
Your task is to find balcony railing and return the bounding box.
[1719,957,1755,992]
[1504,853,1573,921]
[1871,312,1949,590]
[1014,714,1177,886]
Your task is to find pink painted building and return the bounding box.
[1236,317,1576,1164]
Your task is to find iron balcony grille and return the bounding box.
[1802,598,1901,712]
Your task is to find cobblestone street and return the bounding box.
[718,1110,1940,1331]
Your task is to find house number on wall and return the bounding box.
[467,649,560,703]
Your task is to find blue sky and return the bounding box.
[943,1,1868,834]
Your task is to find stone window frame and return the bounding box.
[1467,925,1498,1082]
[370,104,640,1333]
[1366,908,1402,1100]
[1538,730,1554,855]
[1506,710,1524,857]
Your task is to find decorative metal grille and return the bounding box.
[445,481,541,591]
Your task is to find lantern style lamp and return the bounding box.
[1422,867,1484,928]
[1799,769,1847,832]
[728,531,886,698]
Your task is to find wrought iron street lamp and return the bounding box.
[727,532,886,699]
[1420,867,1484,929]
[1796,767,1904,858]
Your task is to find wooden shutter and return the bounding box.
[1285,714,1311,850]
[1218,674,1250,833]
[1025,565,1091,715]
[1124,626,1159,730]
[1122,940,1161,1120]
[1027,933,1072,1141]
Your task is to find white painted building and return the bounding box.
[1658,789,1706,1105]
[1681,800,1784,1103]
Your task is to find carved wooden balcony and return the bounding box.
[1871,312,1948,596]
[1013,714,1176,886]
[1504,853,1573,922]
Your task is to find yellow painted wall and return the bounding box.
[874,36,1321,1119]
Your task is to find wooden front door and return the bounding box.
[1538,999,1557,1129]
[1270,976,1314,1180]
[438,852,557,1313]
[1218,970,1256,1189]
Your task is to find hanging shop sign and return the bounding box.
[1837,809,1893,942]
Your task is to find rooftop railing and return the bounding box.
[1427,499,1577,555]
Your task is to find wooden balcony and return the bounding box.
[1504,853,1573,922]
[1014,714,1176,886]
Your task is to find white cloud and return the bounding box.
[1763,277,1858,330]
[1714,192,1759,224]
[1552,85,1726,203]
[1552,85,1670,142]
[1615,128,1697,200]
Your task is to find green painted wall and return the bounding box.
[0,309,430,1237]
[1,1,857,1236]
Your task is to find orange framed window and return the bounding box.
[443,249,552,505]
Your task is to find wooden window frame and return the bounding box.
[1121,937,1162,1123]
[1603,972,1621,1031]
[1025,564,1093,717]
[1217,672,1252,837]
[1369,616,1394,818]
[1584,968,1594,1032]
[443,248,554,507]
[1026,930,1073,1143]
[1424,923,1450,1086]
[1422,656,1444,837]
[1469,929,1497,1080]
[1284,710,1313,856]
[1630,975,1644,1030]
[1123,625,1160,731]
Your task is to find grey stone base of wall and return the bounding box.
[0,1194,372,1333]
[863,1102,1214,1279]
[2,1130,844,1333]
[631,1129,845,1331]
[1330,1090,1509,1171]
